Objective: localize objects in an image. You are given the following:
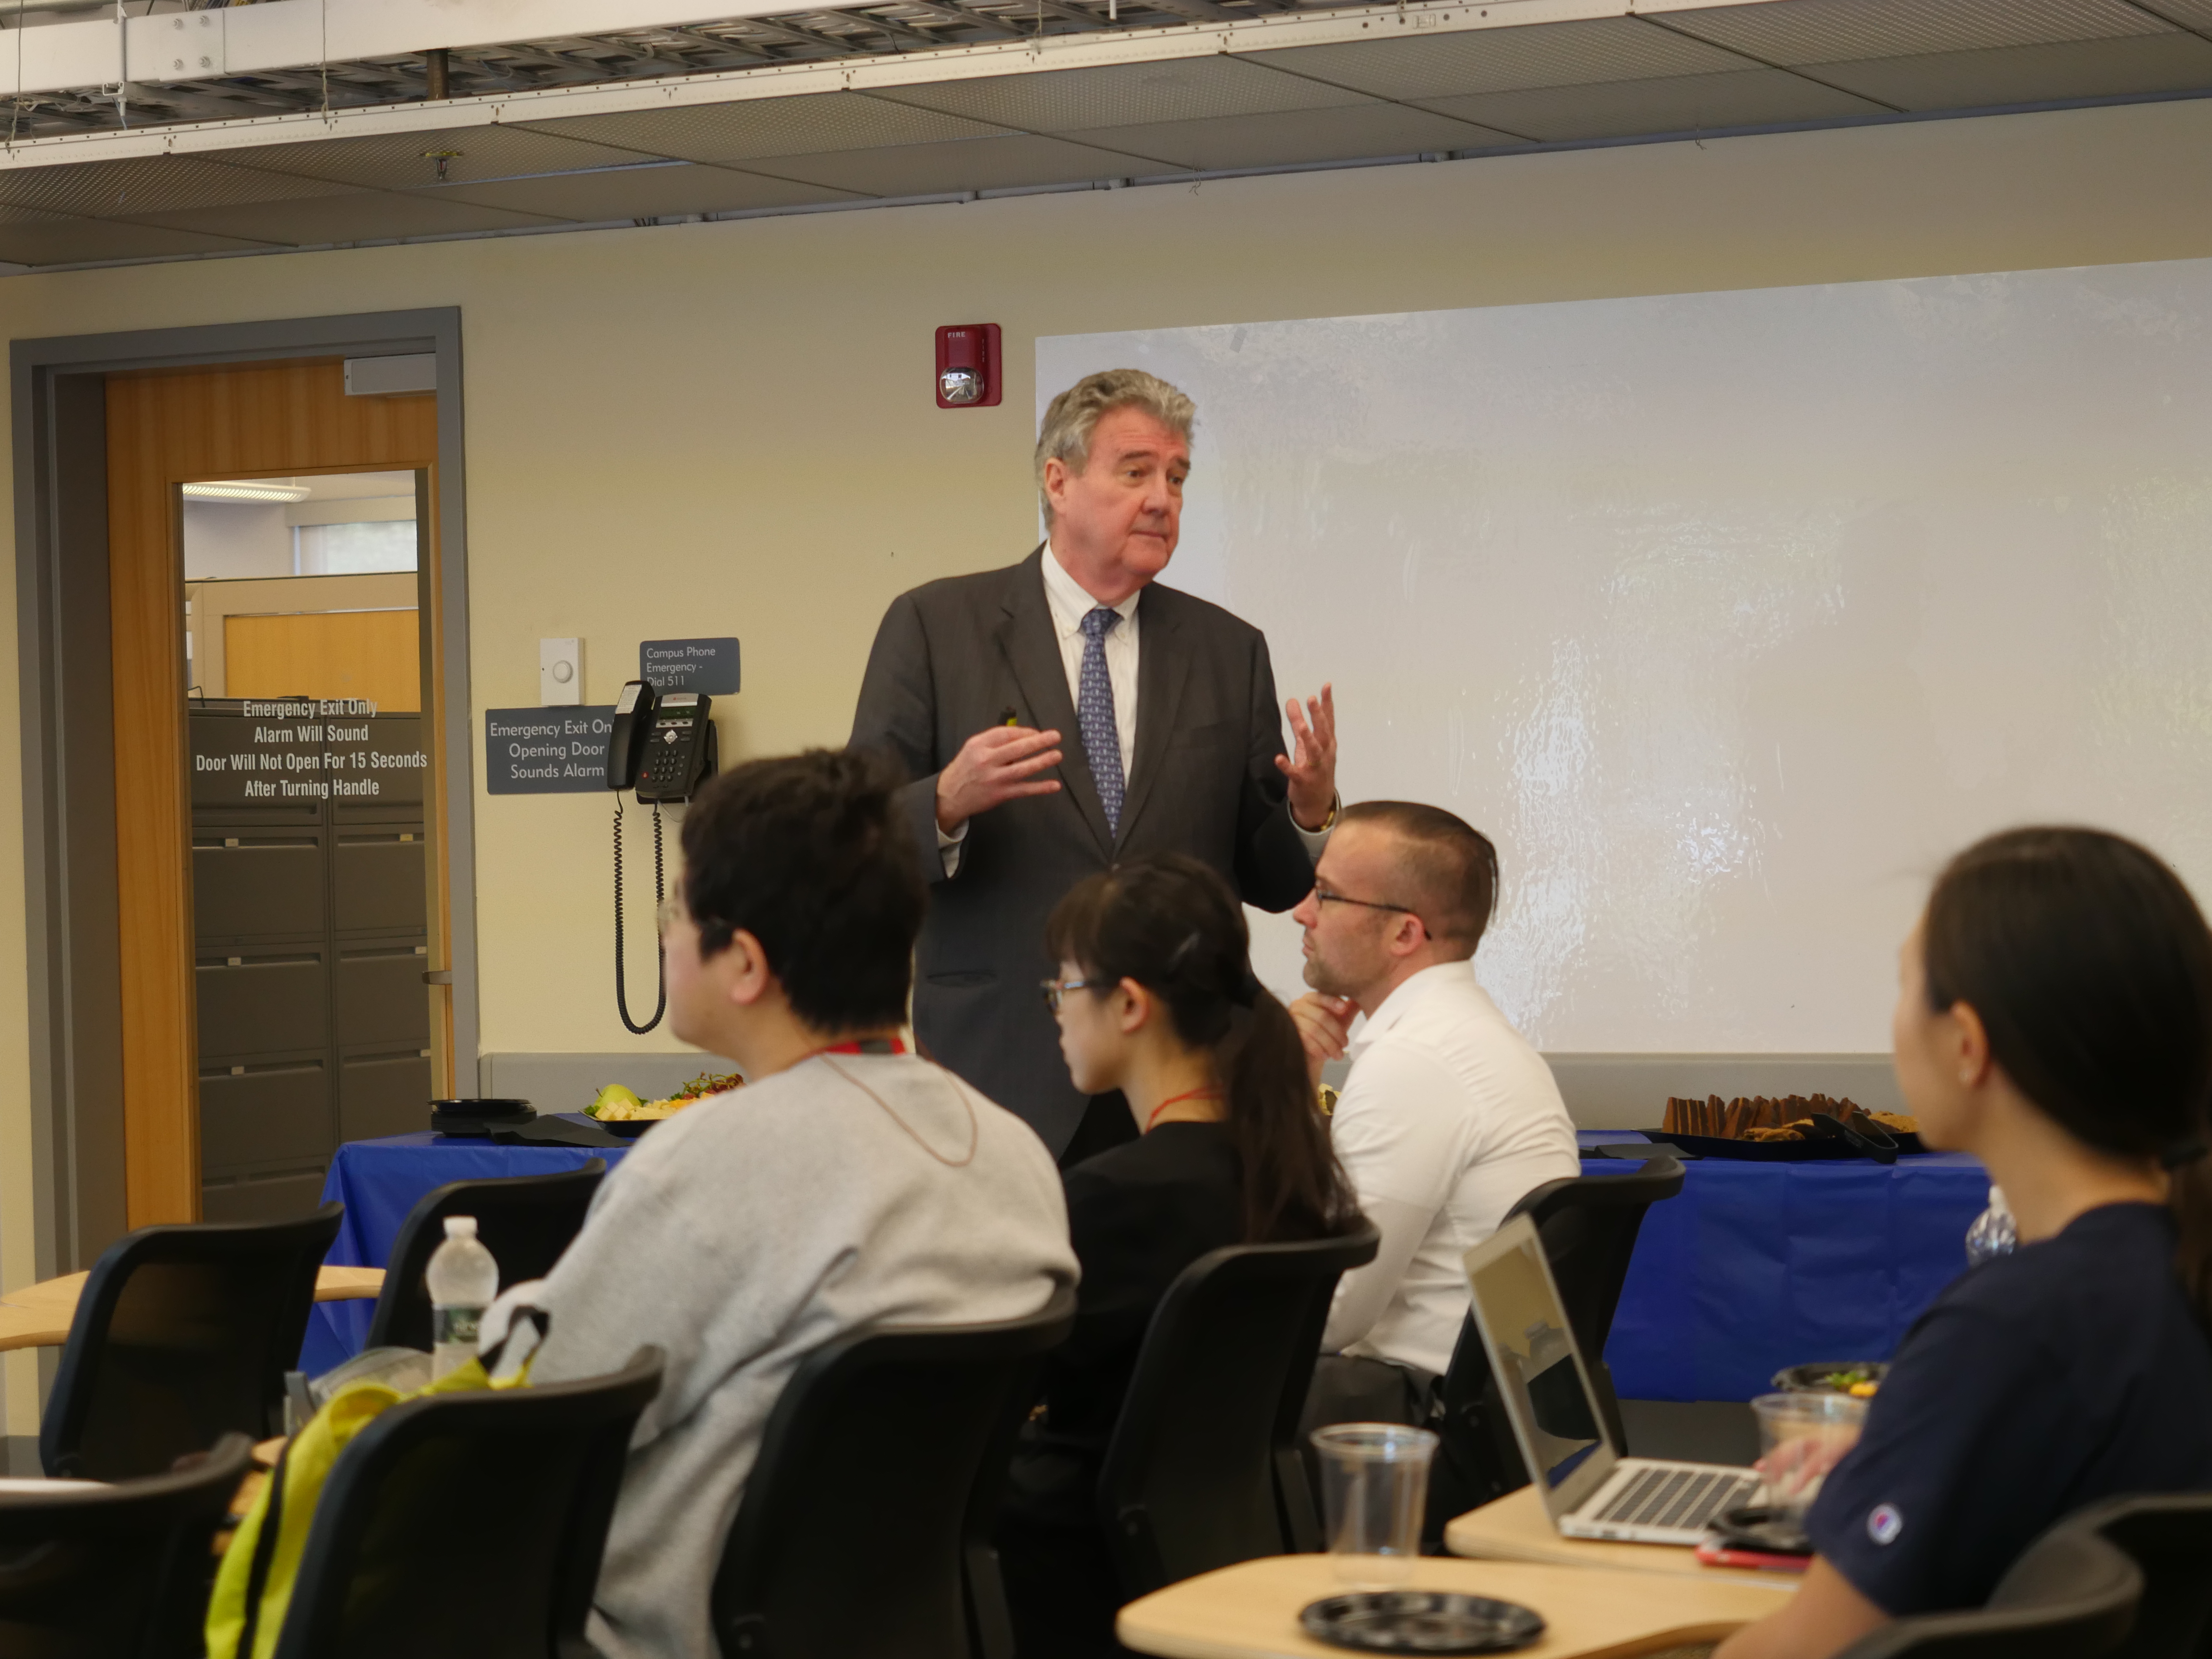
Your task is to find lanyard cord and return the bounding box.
[819,1055,980,1168]
[1145,1087,1224,1132]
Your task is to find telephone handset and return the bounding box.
[607,679,720,1034]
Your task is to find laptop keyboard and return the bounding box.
[1592,1467,1759,1533]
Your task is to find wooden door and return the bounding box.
[107,361,442,1225]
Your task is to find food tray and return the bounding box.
[1300,1592,1544,1655]
[1650,1130,1923,1162]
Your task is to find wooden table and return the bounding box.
[0,1265,384,1352]
[1446,1487,1803,1583]
[1116,1554,1794,1659]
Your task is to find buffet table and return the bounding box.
[306,1124,1989,1400]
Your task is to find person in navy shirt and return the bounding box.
[1718,827,2212,1659]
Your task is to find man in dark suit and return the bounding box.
[850,369,1338,1158]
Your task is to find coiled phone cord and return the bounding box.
[613,798,667,1034]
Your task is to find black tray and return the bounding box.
[430,1099,534,1137]
[1300,1592,1544,1655]
[1641,1113,1923,1164]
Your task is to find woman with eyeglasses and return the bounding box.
[995,853,1360,1659]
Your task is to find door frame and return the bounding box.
[10,309,476,1275]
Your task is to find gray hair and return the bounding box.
[1034,369,1196,523]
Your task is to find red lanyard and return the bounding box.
[813,1035,907,1058]
[1145,1087,1224,1131]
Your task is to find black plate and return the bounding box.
[1300,1592,1544,1655]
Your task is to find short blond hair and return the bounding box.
[1034,369,1196,523]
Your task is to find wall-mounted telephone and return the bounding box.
[607,679,719,1034]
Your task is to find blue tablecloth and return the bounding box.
[1586,1131,1990,1402]
[302,1124,629,1375]
[305,1123,1989,1402]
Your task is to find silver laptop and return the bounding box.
[1463,1214,1759,1545]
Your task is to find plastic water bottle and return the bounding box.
[1965,1184,2017,1267]
[426,1216,498,1379]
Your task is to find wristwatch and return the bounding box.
[1317,1084,1339,1117]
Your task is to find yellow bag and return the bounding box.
[206,1350,533,1659]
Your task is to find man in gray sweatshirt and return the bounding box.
[486,748,1078,1659]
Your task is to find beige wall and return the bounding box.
[3,96,2212,1415]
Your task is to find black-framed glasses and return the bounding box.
[1040,976,1116,1012]
[1312,882,1420,923]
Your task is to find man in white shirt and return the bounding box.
[1290,801,1579,1411]
[850,369,1342,1161]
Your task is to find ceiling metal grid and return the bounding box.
[735,130,1178,192]
[1662,0,2178,65]
[1413,65,1884,140]
[0,0,2202,269]
[865,52,1381,130]
[1245,17,1755,102]
[1052,101,1521,168]
[222,122,657,191]
[1802,34,2212,110]
[428,159,864,218]
[512,90,1018,163]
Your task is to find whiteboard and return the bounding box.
[1039,258,2212,1052]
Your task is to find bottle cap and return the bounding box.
[444,1215,478,1238]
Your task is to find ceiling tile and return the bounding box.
[0,215,273,265]
[514,92,1011,163]
[2140,0,2212,30]
[758,132,1173,195]
[226,122,655,191]
[1811,35,2212,108]
[1665,0,2172,65]
[873,54,1372,132]
[1060,104,1524,171]
[1414,68,1887,142]
[0,154,356,218]
[122,192,565,247]
[1244,17,1753,103]
[429,160,862,219]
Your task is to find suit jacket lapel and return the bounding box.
[996,547,1113,857]
[1117,584,1190,850]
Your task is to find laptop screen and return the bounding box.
[1464,1215,1616,1505]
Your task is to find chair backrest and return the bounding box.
[713,1286,1077,1659]
[1832,1527,2143,1659]
[365,1162,608,1352]
[2054,1491,2212,1659]
[1506,1154,1686,1425]
[270,1347,663,1659]
[1096,1223,1381,1599]
[1425,1157,1683,1530]
[0,1432,252,1659]
[44,1203,344,1479]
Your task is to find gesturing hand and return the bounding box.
[936,725,1063,833]
[1288,992,1357,1086]
[1278,683,1338,832]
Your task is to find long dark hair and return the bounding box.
[1046,854,1358,1243]
[1923,827,2212,1322]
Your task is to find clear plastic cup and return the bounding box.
[1310,1422,1438,1587]
[1751,1391,1869,1518]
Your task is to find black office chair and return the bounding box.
[1425,1156,1684,1533]
[2050,1492,2212,1659]
[1831,1527,2142,1659]
[265,1347,663,1659]
[43,1202,344,1479]
[0,1431,252,1659]
[713,1286,1078,1659]
[365,1162,608,1352]
[1096,1223,1381,1599]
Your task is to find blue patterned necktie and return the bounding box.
[1078,605,1125,836]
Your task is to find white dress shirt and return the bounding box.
[1322,961,1581,1379]
[938,546,1331,871]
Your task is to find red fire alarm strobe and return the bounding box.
[936,324,1002,409]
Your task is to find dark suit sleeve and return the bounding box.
[1233,632,1318,912]
[849,590,956,887]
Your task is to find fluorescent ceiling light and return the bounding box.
[183,481,313,503]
